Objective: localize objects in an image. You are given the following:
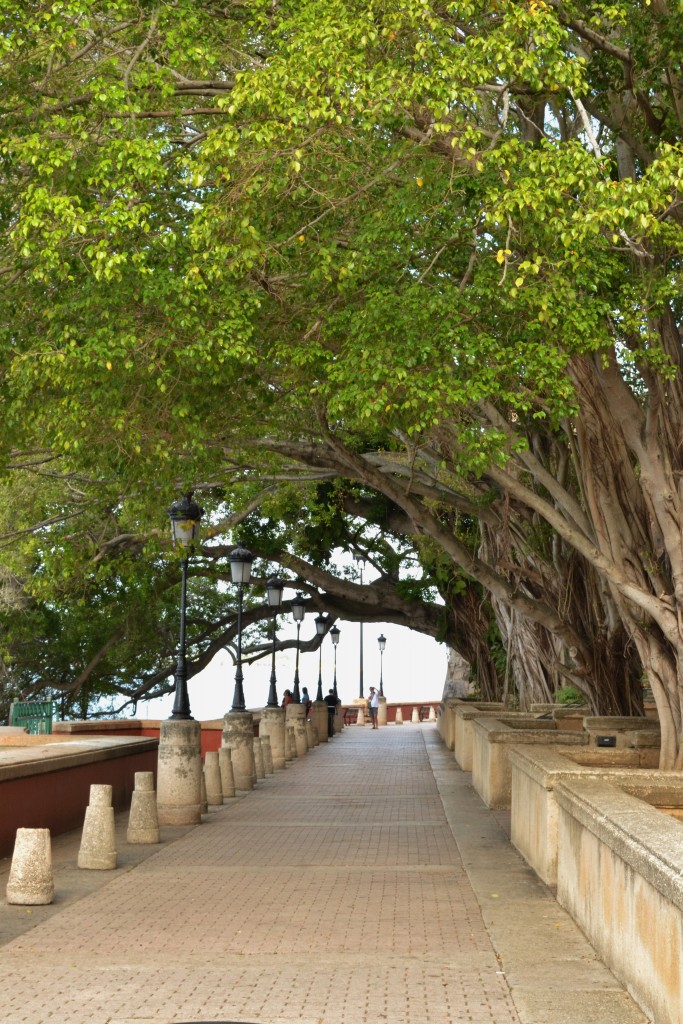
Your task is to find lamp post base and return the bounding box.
[259,706,286,769]
[157,720,202,826]
[285,702,308,757]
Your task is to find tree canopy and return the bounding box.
[2,1,683,761]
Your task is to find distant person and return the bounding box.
[324,688,338,737]
[368,686,380,730]
[301,687,312,715]
[282,689,293,709]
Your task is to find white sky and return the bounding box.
[141,618,447,720]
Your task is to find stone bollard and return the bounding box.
[6,828,54,905]
[78,784,117,870]
[157,719,202,826]
[357,705,365,726]
[204,751,223,806]
[253,737,266,780]
[222,711,256,791]
[428,705,437,722]
[311,701,329,744]
[395,706,404,725]
[127,772,160,844]
[305,720,315,749]
[378,697,388,726]
[333,703,343,733]
[286,725,297,760]
[219,746,236,798]
[411,707,420,723]
[260,735,274,775]
[199,757,209,814]
[286,702,309,757]
[259,706,286,770]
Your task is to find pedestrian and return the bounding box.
[368,686,380,729]
[301,686,312,716]
[282,689,293,709]
[324,688,338,737]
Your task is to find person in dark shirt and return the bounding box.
[324,688,338,737]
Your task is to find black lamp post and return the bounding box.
[291,592,306,703]
[229,542,254,713]
[378,633,386,698]
[167,492,204,720]
[314,613,327,701]
[330,624,340,698]
[353,552,365,699]
[265,577,284,707]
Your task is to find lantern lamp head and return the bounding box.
[266,576,285,608]
[329,625,341,646]
[378,633,387,652]
[167,492,204,549]
[229,542,254,585]
[315,613,327,636]
[291,592,306,622]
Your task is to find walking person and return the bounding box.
[368,686,380,730]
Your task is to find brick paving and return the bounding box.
[0,725,648,1024]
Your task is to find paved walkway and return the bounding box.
[0,725,649,1024]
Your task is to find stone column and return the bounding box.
[157,719,202,826]
[6,829,54,905]
[259,706,286,769]
[411,707,420,723]
[378,697,388,726]
[395,706,404,725]
[222,711,256,791]
[286,702,308,757]
[311,701,329,743]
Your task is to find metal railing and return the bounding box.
[9,700,54,734]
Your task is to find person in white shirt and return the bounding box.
[368,686,380,730]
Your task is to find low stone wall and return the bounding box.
[452,702,506,770]
[509,745,661,886]
[470,717,587,809]
[0,736,158,858]
[556,776,683,1024]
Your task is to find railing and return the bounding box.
[9,700,54,734]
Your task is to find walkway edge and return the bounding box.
[424,730,650,1024]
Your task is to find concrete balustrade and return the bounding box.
[204,751,223,805]
[6,828,54,905]
[127,771,160,844]
[222,712,256,791]
[78,784,117,870]
[157,719,202,826]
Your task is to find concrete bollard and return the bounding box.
[78,784,117,870]
[428,705,437,722]
[395,706,404,725]
[253,737,266,780]
[287,703,309,757]
[200,759,209,814]
[157,719,202,826]
[333,703,343,733]
[204,751,223,805]
[127,772,160,844]
[311,701,329,744]
[222,712,256,791]
[305,720,315,749]
[357,705,365,726]
[411,707,420,723]
[6,828,54,905]
[259,706,286,769]
[260,735,274,775]
[219,746,236,798]
[286,725,297,759]
[378,697,388,726]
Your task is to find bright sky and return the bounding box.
[141,618,447,721]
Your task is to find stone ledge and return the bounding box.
[0,736,159,782]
